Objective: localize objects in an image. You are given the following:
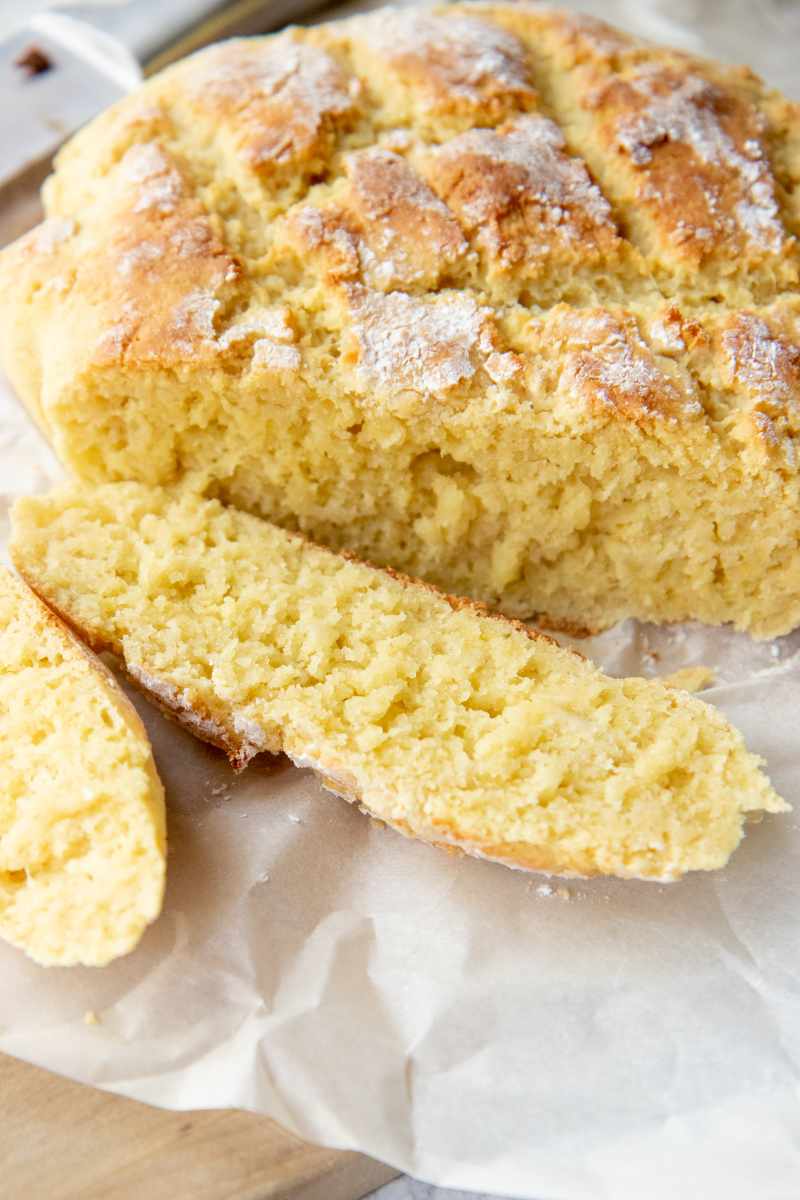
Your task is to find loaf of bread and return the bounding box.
[11,483,787,881]
[1,4,799,637]
[0,569,166,966]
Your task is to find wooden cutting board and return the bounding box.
[0,1052,397,1200]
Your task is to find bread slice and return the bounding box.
[10,483,787,881]
[0,568,166,966]
[1,5,799,638]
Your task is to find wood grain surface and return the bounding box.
[0,1052,397,1200]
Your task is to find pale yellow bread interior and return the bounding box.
[11,483,787,882]
[1,5,800,637]
[0,568,166,966]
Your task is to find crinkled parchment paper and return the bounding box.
[2,4,800,1197]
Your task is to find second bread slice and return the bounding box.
[11,482,786,881]
[0,568,166,965]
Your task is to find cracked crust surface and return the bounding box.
[1,4,800,636]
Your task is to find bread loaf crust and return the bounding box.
[1,4,799,636]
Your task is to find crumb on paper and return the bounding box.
[288,814,303,824]
[84,1010,101,1026]
[14,45,52,76]
[530,881,571,900]
[660,666,715,692]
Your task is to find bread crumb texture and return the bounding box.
[2,4,800,638]
[661,665,715,692]
[11,483,787,881]
[0,569,166,966]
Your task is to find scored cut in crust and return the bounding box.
[1,4,799,638]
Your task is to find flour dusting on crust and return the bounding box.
[611,68,783,252]
[120,143,183,215]
[182,38,357,167]
[432,115,612,229]
[348,9,534,107]
[347,286,489,394]
[557,309,701,420]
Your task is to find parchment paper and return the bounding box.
[2,4,800,1197]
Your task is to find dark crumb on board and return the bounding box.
[14,45,52,77]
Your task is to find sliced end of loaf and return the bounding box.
[0,569,166,966]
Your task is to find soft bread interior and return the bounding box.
[0,569,166,966]
[1,6,799,639]
[11,483,787,882]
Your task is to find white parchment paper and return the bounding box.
[2,4,800,1197]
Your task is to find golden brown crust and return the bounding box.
[287,148,468,291]
[173,35,360,181]
[341,8,538,125]
[3,6,798,401]
[584,63,790,270]
[419,114,626,281]
[525,612,599,640]
[2,4,800,638]
[97,143,242,366]
[718,308,800,466]
[520,304,702,426]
